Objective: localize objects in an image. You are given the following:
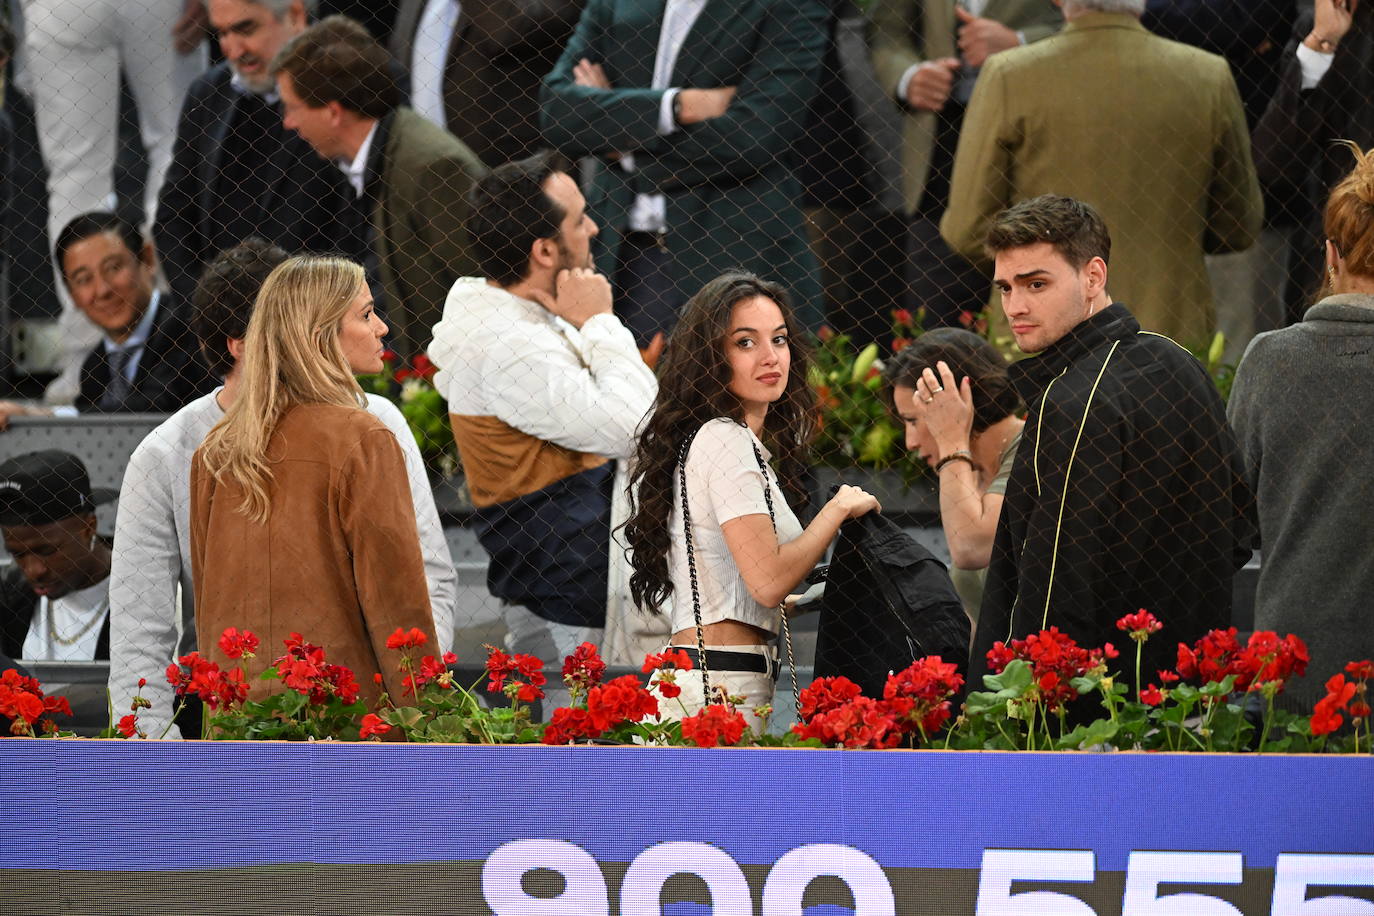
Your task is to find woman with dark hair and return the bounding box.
[884,329,1024,621]
[626,272,879,728]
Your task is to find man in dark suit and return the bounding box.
[274,15,487,360]
[1,212,216,422]
[1,450,116,663]
[540,0,829,343]
[153,0,356,307]
[389,0,583,166]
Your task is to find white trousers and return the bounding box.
[23,0,205,400]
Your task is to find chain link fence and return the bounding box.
[1,0,1370,738]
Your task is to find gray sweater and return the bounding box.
[1228,293,1374,708]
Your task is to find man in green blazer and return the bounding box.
[274,15,488,361]
[540,0,828,342]
[940,0,1262,350]
[871,0,1063,328]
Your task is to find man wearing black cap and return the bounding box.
[1,450,116,662]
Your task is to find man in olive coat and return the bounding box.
[540,0,828,343]
[940,0,1263,351]
[274,15,487,360]
[870,0,1063,327]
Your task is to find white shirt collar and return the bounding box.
[229,69,281,105]
[339,121,381,197]
[103,290,161,355]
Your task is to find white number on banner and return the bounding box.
[760,843,897,916]
[620,841,753,916]
[1271,853,1374,915]
[975,849,1098,916]
[482,839,610,915]
[1120,851,1244,916]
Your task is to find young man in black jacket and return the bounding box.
[963,195,1254,686]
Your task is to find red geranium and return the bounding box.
[680,705,747,748]
[797,676,863,722]
[1345,660,1374,681]
[542,707,603,745]
[563,642,608,692]
[585,675,659,731]
[1237,631,1309,693]
[794,695,904,749]
[986,627,1110,712]
[359,713,391,740]
[386,627,429,650]
[1139,684,1164,707]
[1311,673,1358,737]
[642,648,693,674]
[267,634,359,705]
[883,656,963,736]
[1116,609,1163,642]
[485,647,547,702]
[117,714,140,738]
[217,627,260,660]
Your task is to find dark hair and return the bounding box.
[271,15,398,119]
[625,272,817,615]
[466,151,573,287]
[0,17,15,63]
[984,194,1111,270]
[54,211,144,277]
[882,329,1020,435]
[191,238,292,377]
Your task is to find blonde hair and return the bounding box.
[198,255,366,521]
[1325,142,1374,281]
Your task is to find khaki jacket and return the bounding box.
[870,0,1063,214]
[940,13,1263,349]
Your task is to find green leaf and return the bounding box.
[385,706,425,731]
[1056,719,1119,750]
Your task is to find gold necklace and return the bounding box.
[43,594,110,646]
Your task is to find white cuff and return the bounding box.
[1296,41,1335,90]
[1016,30,1027,45]
[896,62,921,103]
[658,88,680,135]
[49,405,80,418]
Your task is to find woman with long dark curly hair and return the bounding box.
[625,272,879,728]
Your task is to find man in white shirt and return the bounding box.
[0,450,116,665]
[429,153,665,687]
[106,239,457,739]
[272,14,486,362]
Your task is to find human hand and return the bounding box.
[905,58,960,112]
[0,401,50,431]
[916,361,975,457]
[955,7,1019,68]
[171,0,208,55]
[573,58,613,89]
[676,87,737,124]
[528,268,613,330]
[826,484,881,520]
[1309,0,1358,51]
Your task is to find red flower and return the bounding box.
[1311,673,1357,736]
[986,641,1015,673]
[117,714,139,738]
[217,627,260,659]
[680,705,748,748]
[484,647,547,700]
[1351,702,1372,719]
[1116,609,1163,642]
[892,308,914,326]
[655,678,683,699]
[43,694,73,718]
[1139,684,1164,707]
[586,675,659,731]
[891,337,912,353]
[797,676,863,721]
[1345,660,1374,681]
[793,696,905,749]
[985,628,1104,712]
[641,648,693,674]
[385,627,429,650]
[1157,669,1180,684]
[410,354,437,379]
[563,643,608,691]
[442,651,458,665]
[958,310,975,328]
[817,325,835,342]
[359,713,391,739]
[542,707,603,745]
[380,349,397,364]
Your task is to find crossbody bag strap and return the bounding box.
[676,429,717,705]
[747,439,802,721]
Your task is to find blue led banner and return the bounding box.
[2,742,1372,915]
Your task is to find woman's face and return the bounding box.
[338,282,388,374]
[892,384,939,468]
[724,296,790,411]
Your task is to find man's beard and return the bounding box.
[232,59,276,95]
[555,239,594,272]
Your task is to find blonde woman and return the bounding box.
[190,255,436,704]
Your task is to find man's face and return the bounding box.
[208,0,306,95]
[543,171,598,272]
[278,72,341,159]
[993,242,1103,353]
[61,232,155,342]
[2,516,98,600]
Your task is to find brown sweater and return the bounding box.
[190,403,437,707]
